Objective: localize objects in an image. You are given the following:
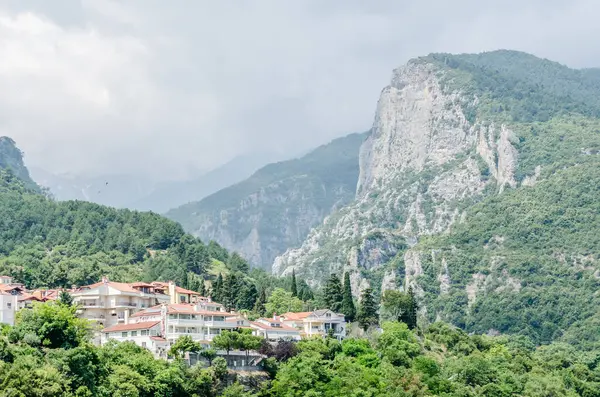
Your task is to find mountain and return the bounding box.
[0,137,39,192]
[273,50,600,344]
[0,139,243,290]
[166,132,368,268]
[131,152,283,213]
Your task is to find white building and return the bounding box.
[102,302,240,355]
[281,309,346,340]
[0,292,17,326]
[250,316,302,342]
[100,321,169,358]
[71,277,170,328]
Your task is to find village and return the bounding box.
[0,274,347,365]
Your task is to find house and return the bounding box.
[0,280,26,310]
[151,281,203,304]
[101,321,168,358]
[250,316,302,342]
[281,309,346,340]
[71,276,171,328]
[0,292,17,326]
[0,276,14,285]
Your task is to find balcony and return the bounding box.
[78,301,105,308]
[113,302,138,308]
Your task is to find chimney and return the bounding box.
[101,275,109,284]
[273,313,277,320]
[168,281,176,304]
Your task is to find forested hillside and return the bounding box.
[167,132,367,268]
[0,160,227,289]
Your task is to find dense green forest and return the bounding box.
[1,301,598,396]
[0,160,251,290]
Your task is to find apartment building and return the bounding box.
[250,316,302,341]
[107,301,238,348]
[281,309,347,340]
[71,277,171,328]
[100,321,169,358]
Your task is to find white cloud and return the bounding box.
[0,0,599,179]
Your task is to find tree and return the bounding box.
[212,273,223,303]
[254,288,267,317]
[265,288,303,316]
[381,290,411,323]
[227,252,249,273]
[238,283,258,311]
[406,286,418,330]
[200,348,217,366]
[341,272,356,322]
[238,329,262,364]
[11,301,91,349]
[290,270,298,297]
[221,274,238,311]
[357,288,378,331]
[212,330,241,359]
[169,335,201,360]
[58,290,74,306]
[298,280,314,301]
[198,278,206,297]
[324,274,343,312]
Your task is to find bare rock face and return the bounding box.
[272,61,516,294]
[273,58,518,293]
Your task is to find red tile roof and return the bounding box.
[150,336,167,342]
[102,321,160,333]
[130,304,235,318]
[281,312,312,321]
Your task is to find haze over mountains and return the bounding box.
[31,151,285,213]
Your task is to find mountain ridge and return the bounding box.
[166,132,368,268]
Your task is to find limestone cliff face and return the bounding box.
[272,59,516,290]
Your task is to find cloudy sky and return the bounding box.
[1,0,598,180]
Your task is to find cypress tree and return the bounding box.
[222,274,237,311]
[324,274,343,312]
[198,278,206,296]
[407,286,418,330]
[341,272,356,322]
[254,288,267,316]
[212,273,223,302]
[290,270,298,297]
[357,287,378,331]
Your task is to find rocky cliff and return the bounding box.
[273,51,600,342]
[166,132,367,269]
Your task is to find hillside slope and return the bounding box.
[273,50,600,343]
[167,132,367,268]
[0,142,237,289]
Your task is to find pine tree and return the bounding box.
[357,287,378,331]
[58,290,74,306]
[212,273,224,302]
[324,274,343,312]
[290,270,298,297]
[254,288,267,316]
[406,286,418,330]
[341,272,356,322]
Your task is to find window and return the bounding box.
[142,342,147,348]
[131,331,137,337]
[169,314,177,319]
[6,302,11,309]
[121,332,128,337]
[180,295,187,303]
[141,330,149,336]
[214,316,225,322]
[180,314,191,320]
